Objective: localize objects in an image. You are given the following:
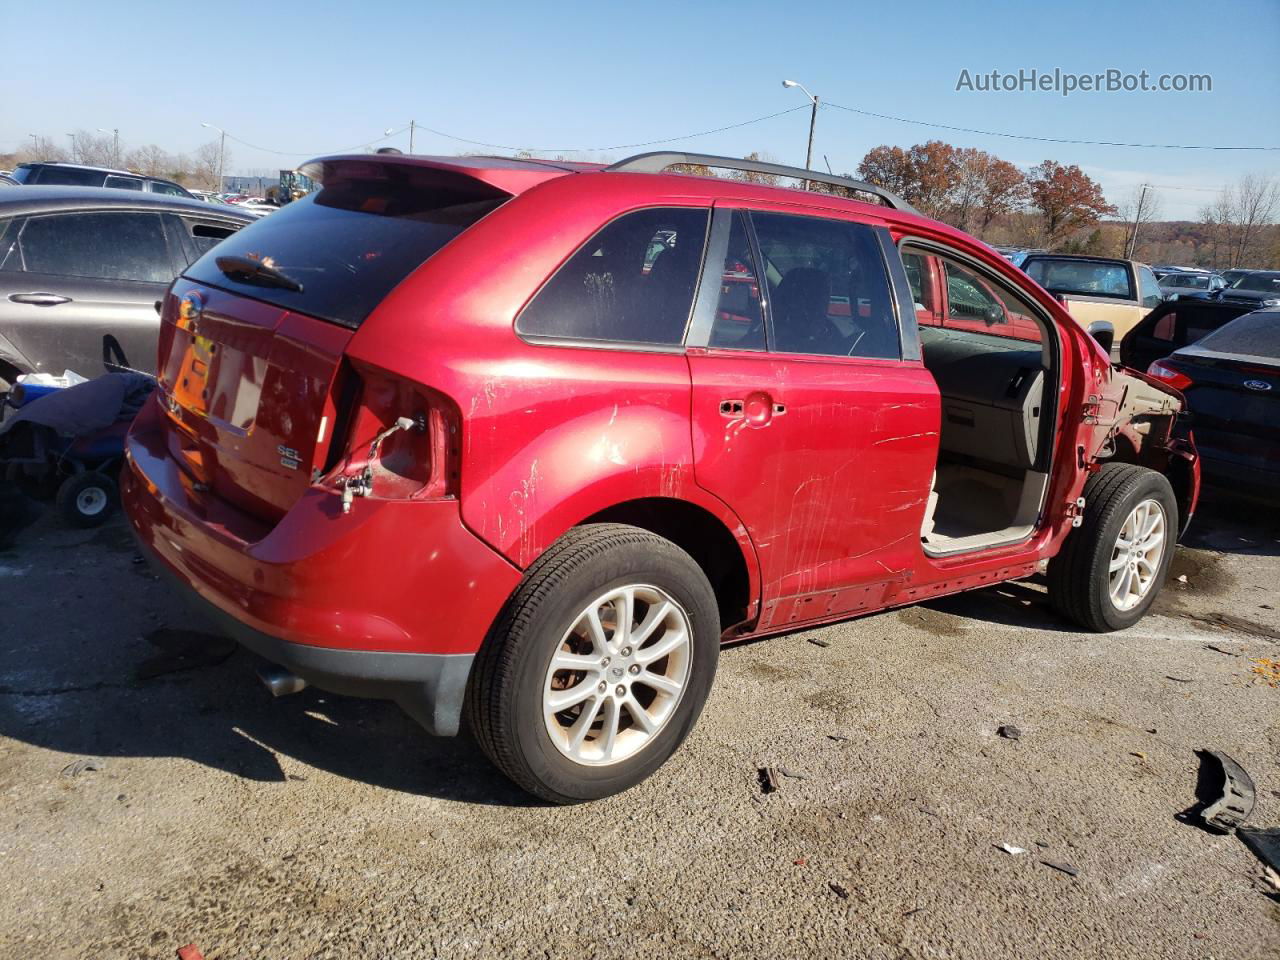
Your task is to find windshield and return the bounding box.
[1228,272,1280,293]
[1024,258,1134,300]
[1166,274,1211,289]
[183,162,510,328]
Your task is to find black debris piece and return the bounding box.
[1238,827,1280,874]
[758,767,780,794]
[1040,860,1079,878]
[1199,751,1256,835]
[807,637,831,648]
[828,882,850,900]
[997,724,1022,740]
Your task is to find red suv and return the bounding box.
[123,152,1199,803]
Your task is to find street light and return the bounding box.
[781,79,819,176]
[66,133,77,163]
[97,127,120,168]
[201,122,227,192]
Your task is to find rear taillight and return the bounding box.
[324,363,458,508]
[1147,360,1193,392]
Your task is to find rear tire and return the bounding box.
[56,472,117,528]
[466,523,720,804]
[1048,463,1177,632]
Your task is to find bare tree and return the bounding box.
[15,136,69,164]
[1121,185,1162,259]
[192,140,227,191]
[124,144,170,177]
[1206,174,1280,268]
[70,129,116,167]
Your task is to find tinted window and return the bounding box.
[185,161,509,329]
[1025,258,1134,301]
[708,212,764,350]
[9,166,34,184]
[1138,266,1163,307]
[104,175,144,191]
[751,212,898,359]
[1195,311,1280,358]
[17,212,173,282]
[1229,272,1280,293]
[518,207,709,346]
[150,182,191,197]
[31,166,105,187]
[184,221,239,258]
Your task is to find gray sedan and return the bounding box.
[0,187,254,388]
[1157,271,1225,298]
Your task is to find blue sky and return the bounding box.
[7,0,1278,218]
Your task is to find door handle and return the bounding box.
[9,292,71,306]
[720,393,785,424]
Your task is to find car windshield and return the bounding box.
[1228,272,1280,292]
[1024,259,1134,300]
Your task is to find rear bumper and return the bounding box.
[122,395,523,734]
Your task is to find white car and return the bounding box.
[235,198,279,217]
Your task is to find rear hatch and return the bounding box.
[157,158,517,526]
[1171,314,1280,473]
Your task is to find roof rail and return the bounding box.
[603,152,919,215]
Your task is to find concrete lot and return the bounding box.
[0,492,1277,959]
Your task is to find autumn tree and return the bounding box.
[732,151,780,186]
[1025,161,1116,248]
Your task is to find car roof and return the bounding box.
[0,185,257,220]
[302,152,942,233]
[19,160,167,179]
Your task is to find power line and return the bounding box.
[213,125,410,157]
[407,105,811,154]
[821,100,1280,152]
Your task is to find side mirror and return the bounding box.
[1087,320,1115,355]
[984,303,1006,326]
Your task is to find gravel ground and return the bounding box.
[0,492,1277,959]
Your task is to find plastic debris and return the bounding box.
[60,758,105,778]
[1200,750,1256,834]
[1237,827,1280,874]
[828,882,850,900]
[997,724,1022,740]
[758,767,780,794]
[777,766,810,780]
[807,637,831,648]
[1040,860,1079,877]
[176,945,205,960]
[998,843,1027,855]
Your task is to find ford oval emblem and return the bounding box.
[1243,379,1272,392]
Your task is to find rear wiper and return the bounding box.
[215,255,304,293]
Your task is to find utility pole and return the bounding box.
[218,127,226,192]
[409,120,416,154]
[1126,183,1149,259]
[782,80,820,190]
[98,128,120,167]
[66,133,77,163]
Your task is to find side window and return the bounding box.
[942,261,1043,344]
[104,175,144,191]
[177,217,241,260]
[517,207,709,346]
[0,218,20,271]
[707,212,765,351]
[1138,266,1163,308]
[901,251,936,319]
[150,182,190,197]
[17,212,174,283]
[1151,311,1176,341]
[750,211,899,359]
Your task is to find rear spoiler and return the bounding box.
[297,154,579,196]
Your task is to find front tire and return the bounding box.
[1048,463,1177,632]
[56,472,117,528]
[466,524,720,804]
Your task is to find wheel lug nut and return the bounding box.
[629,664,640,675]
[597,681,607,693]
[601,657,610,666]
[615,685,626,697]
[621,646,632,657]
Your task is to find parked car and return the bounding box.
[1218,268,1256,287]
[1147,309,1278,502]
[1020,254,1165,342]
[0,187,254,389]
[235,197,279,217]
[9,162,194,198]
[1120,297,1258,373]
[1204,270,1280,310]
[1158,271,1225,298]
[123,151,1199,803]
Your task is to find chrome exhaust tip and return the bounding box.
[257,663,308,697]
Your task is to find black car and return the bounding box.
[0,187,254,389]
[9,162,194,198]
[1120,297,1258,373]
[1203,270,1280,310]
[1148,310,1279,502]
